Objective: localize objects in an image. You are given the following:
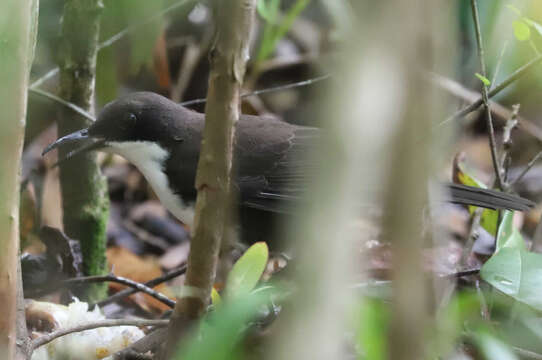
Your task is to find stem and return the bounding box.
[165,0,257,355]
[57,0,110,301]
[30,319,168,351]
[0,0,33,357]
[94,265,187,308]
[63,273,175,308]
[442,53,542,124]
[470,0,503,190]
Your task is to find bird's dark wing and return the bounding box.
[234,118,534,213]
[234,116,318,213]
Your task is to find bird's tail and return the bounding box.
[448,183,534,211]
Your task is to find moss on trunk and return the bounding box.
[57,0,109,300]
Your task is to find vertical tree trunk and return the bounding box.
[57,0,109,300]
[166,0,256,354]
[0,0,33,357]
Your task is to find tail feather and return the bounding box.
[448,183,534,211]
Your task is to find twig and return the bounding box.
[461,207,484,267]
[475,279,490,320]
[29,88,95,122]
[30,319,168,350]
[32,74,331,122]
[513,347,542,360]
[180,74,331,106]
[510,150,542,187]
[166,0,257,354]
[470,0,503,190]
[441,268,480,279]
[29,0,196,89]
[94,265,187,308]
[442,53,542,125]
[429,72,542,142]
[112,327,169,359]
[64,273,175,308]
[500,104,520,187]
[491,40,508,88]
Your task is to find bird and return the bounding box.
[43,92,534,244]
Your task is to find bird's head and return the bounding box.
[42,92,183,163]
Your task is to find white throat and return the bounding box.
[105,141,194,226]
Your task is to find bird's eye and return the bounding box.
[120,112,137,129]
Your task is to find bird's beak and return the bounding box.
[42,128,106,166]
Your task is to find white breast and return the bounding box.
[105,141,194,226]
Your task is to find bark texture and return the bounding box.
[0,0,33,358]
[57,0,109,300]
[166,0,256,354]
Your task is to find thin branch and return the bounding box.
[442,52,542,125]
[94,265,187,308]
[441,268,480,279]
[180,74,331,106]
[491,40,508,88]
[32,74,330,122]
[461,207,484,267]
[30,319,168,350]
[510,150,542,187]
[470,0,503,189]
[500,104,520,187]
[64,273,175,308]
[29,0,196,89]
[29,88,96,122]
[429,72,542,142]
[513,347,542,360]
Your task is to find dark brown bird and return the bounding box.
[43,92,534,243]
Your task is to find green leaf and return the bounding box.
[225,242,269,299]
[257,0,280,23]
[481,248,542,310]
[496,210,526,251]
[525,17,542,37]
[256,0,311,62]
[175,288,275,360]
[513,20,531,41]
[356,299,389,360]
[211,287,222,306]
[475,72,491,86]
[257,0,278,23]
[455,163,498,235]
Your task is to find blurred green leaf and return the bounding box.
[475,330,519,360]
[356,299,389,360]
[481,248,542,310]
[96,46,118,106]
[101,0,165,73]
[257,0,280,23]
[256,0,311,62]
[273,0,310,49]
[529,19,542,37]
[225,242,268,299]
[175,288,275,360]
[475,72,491,86]
[513,20,531,41]
[455,163,498,235]
[496,210,525,251]
[211,287,222,306]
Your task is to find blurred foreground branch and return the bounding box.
[0,0,34,358]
